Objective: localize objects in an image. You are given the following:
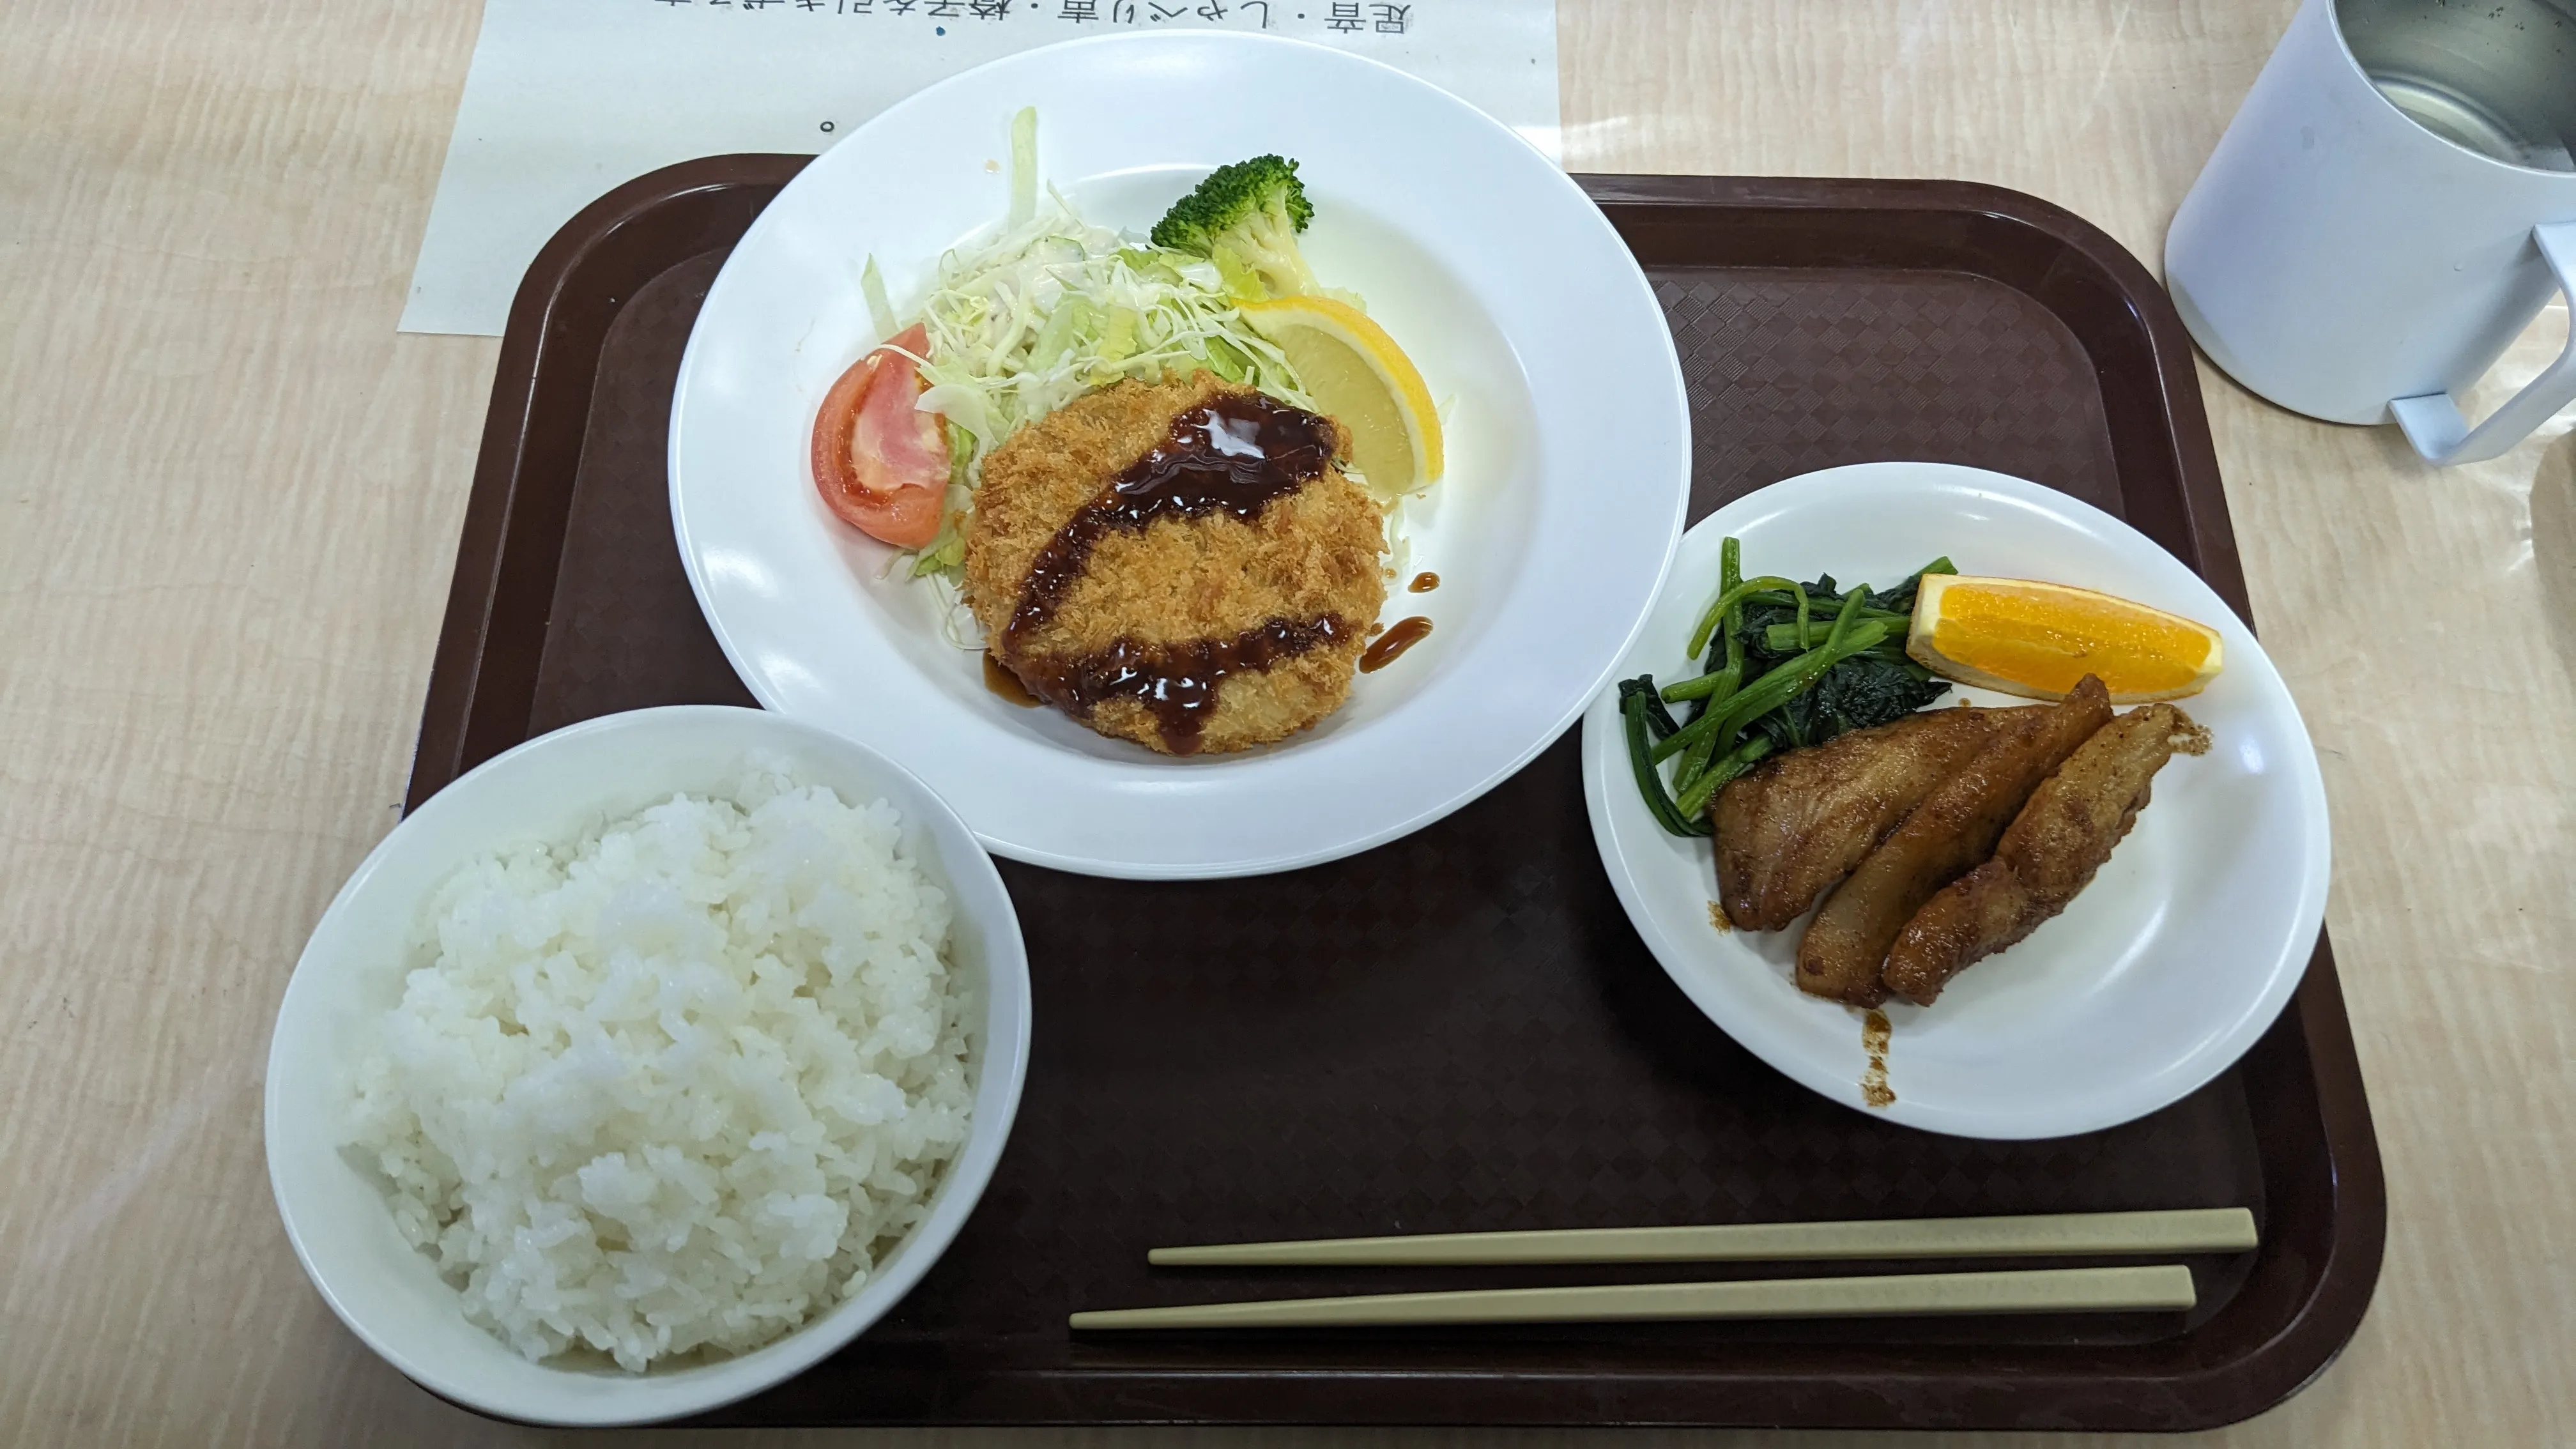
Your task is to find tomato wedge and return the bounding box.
[811,321,948,548]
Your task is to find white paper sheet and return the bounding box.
[401,0,1559,334]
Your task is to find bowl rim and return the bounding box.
[263,703,1032,1425]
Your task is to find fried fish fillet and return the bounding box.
[964,373,1386,755]
[1793,676,2114,1006]
[1713,706,2035,931]
[1882,702,2211,1006]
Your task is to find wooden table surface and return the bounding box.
[4,1,2570,1444]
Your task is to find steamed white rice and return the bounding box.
[347,763,973,1372]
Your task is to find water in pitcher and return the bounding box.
[2340,0,2576,171]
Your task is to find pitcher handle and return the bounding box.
[2391,222,2576,467]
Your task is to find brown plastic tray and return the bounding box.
[410,156,2383,1430]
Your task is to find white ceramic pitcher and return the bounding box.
[2165,0,2576,466]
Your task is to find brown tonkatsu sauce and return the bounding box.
[1005,395,1337,641]
[983,652,1040,706]
[999,394,1347,753]
[1860,1008,1896,1108]
[1359,615,1432,673]
[1012,616,1352,755]
[1408,571,1440,593]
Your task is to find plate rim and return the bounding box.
[1580,461,2333,1140]
[666,29,1689,880]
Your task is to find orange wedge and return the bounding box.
[1906,575,2223,703]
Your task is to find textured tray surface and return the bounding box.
[415,160,2380,1430]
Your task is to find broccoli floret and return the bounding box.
[1149,155,1319,299]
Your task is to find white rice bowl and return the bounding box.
[345,764,973,1373]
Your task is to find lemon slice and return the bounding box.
[1238,295,1443,495]
[1907,574,2223,703]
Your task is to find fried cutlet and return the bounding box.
[1712,705,2041,931]
[1793,677,2114,1006]
[1882,702,2211,1006]
[965,373,1386,755]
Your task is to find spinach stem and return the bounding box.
[1621,678,1710,837]
[1686,574,1807,661]
[1673,539,1747,792]
[1653,611,1889,764]
[1676,736,1774,818]
[1662,670,1732,702]
[1765,613,1910,651]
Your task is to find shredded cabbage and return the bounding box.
[881,111,1325,581]
[906,199,1319,526]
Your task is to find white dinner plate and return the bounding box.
[1580,463,2331,1139]
[670,33,1689,879]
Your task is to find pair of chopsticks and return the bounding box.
[1068,1208,2253,1331]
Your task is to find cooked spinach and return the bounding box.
[1733,569,1951,751]
[1621,541,1956,837]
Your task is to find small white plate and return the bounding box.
[1579,463,2331,1140]
[670,32,1688,879]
